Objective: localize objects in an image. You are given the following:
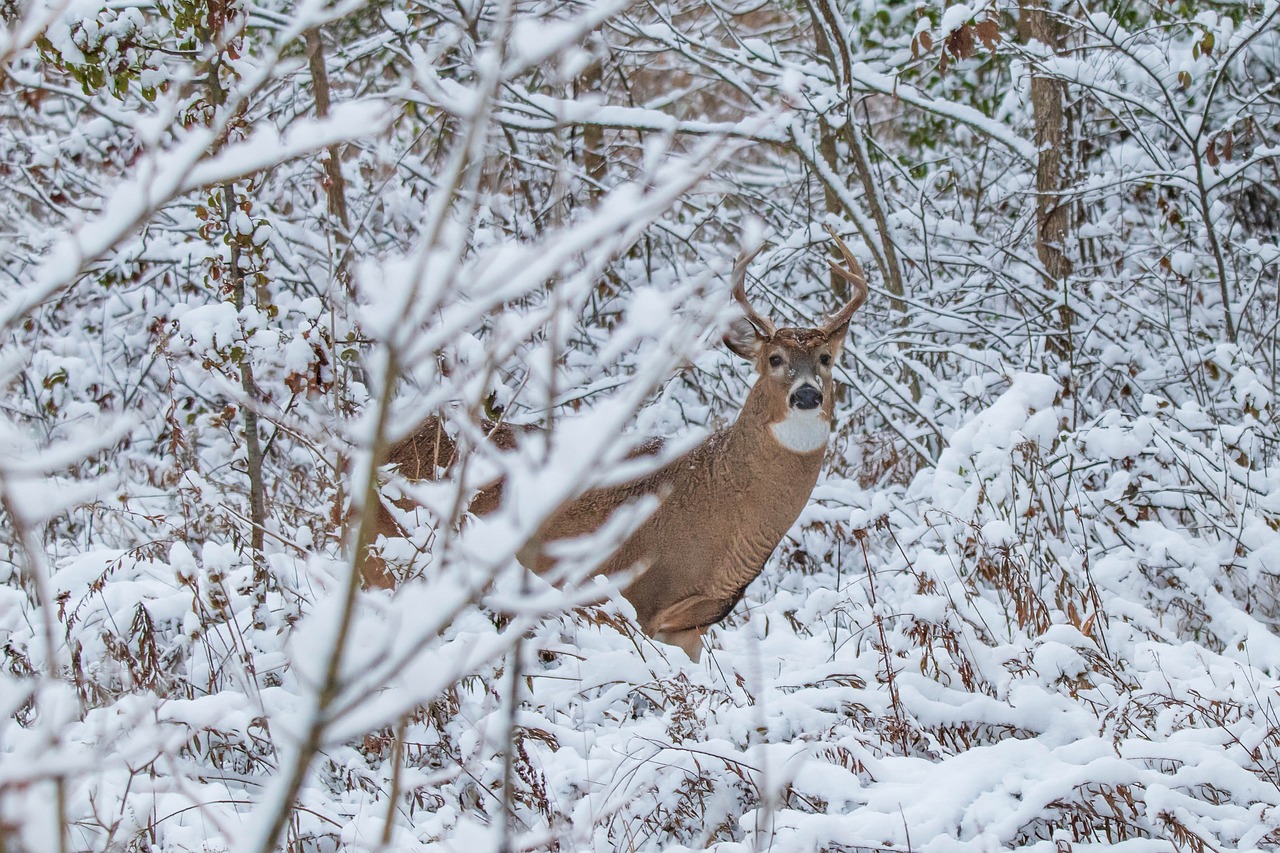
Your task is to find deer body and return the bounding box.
[361,417,536,589]
[524,348,833,658]
[366,231,868,661]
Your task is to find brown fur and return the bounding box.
[523,321,849,659]
[362,236,868,659]
[361,417,535,588]
[360,417,662,588]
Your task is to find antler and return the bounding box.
[822,224,869,332]
[731,243,777,338]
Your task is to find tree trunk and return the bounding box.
[223,181,269,628]
[1021,1,1071,281]
[577,56,607,201]
[306,28,350,234]
[1020,0,1075,368]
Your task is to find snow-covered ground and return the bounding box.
[8,372,1280,851]
[6,0,1280,849]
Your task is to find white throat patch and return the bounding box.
[771,409,830,453]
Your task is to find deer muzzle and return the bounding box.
[790,384,823,410]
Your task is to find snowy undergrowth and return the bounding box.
[8,373,1280,851]
[6,0,1280,847]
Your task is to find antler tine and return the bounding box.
[822,224,869,331]
[731,243,777,338]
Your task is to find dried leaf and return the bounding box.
[946,24,975,61]
[919,30,933,52]
[1206,140,1219,168]
[1223,130,1234,160]
[976,19,1001,51]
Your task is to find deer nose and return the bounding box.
[790,385,822,410]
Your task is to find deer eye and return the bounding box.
[769,354,784,368]
[819,353,831,366]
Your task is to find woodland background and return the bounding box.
[4,0,1280,849]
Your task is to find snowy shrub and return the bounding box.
[5,0,1280,850]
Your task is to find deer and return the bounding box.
[362,229,869,661]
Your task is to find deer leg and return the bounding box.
[653,626,707,661]
[647,593,741,662]
[357,500,404,589]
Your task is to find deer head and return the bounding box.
[723,227,868,453]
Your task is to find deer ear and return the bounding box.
[723,316,765,360]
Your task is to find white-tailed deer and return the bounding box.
[365,229,869,660]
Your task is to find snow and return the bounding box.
[383,8,409,32]
[940,4,974,35]
[175,301,240,351]
[7,0,1280,849]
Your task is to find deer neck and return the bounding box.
[770,407,830,454]
[690,386,827,589]
[721,382,829,482]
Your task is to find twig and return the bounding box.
[858,528,909,755]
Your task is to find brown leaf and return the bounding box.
[284,372,309,394]
[946,24,975,60]
[919,30,933,52]
[1223,131,1234,160]
[1206,139,1219,168]
[976,19,1002,51]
